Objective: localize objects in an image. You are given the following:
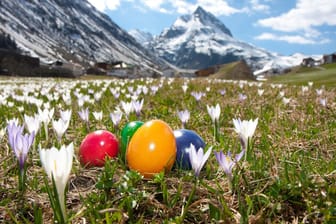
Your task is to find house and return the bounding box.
[95,62,109,70]
[0,48,39,76]
[111,61,130,69]
[95,61,131,70]
[43,59,64,67]
[322,53,336,64]
[301,57,316,67]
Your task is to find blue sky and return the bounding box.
[87,0,336,56]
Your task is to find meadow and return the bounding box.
[269,63,336,87]
[0,76,335,223]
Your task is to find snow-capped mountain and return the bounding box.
[0,0,162,69]
[253,53,323,76]
[128,29,153,48]
[150,6,298,72]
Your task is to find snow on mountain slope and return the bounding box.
[0,0,162,69]
[254,53,323,76]
[128,29,153,47]
[150,6,305,72]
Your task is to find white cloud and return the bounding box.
[194,0,243,16]
[169,0,195,14]
[255,32,330,44]
[88,0,245,16]
[138,0,245,16]
[87,0,121,11]
[257,0,336,32]
[250,0,270,12]
[140,0,170,13]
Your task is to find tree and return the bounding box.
[0,33,18,50]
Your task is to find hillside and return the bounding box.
[194,60,254,80]
[211,60,255,80]
[0,0,164,71]
[268,63,336,86]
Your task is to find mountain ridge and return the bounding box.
[0,0,165,73]
[1,2,322,77]
[130,6,318,75]
[147,6,274,71]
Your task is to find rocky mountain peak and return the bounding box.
[192,6,232,37]
[151,6,272,70]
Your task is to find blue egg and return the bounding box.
[174,129,206,170]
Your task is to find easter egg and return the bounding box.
[120,121,144,161]
[174,129,205,170]
[126,120,176,178]
[79,130,119,167]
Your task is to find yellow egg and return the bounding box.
[126,120,176,178]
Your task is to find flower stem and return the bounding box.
[44,175,66,223]
[179,179,198,223]
[244,138,251,161]
[214,120,219,142]
[44,123,48,141]
[18,163,27,193]
[86,121,90,133]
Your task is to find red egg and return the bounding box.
[79,130,119,167]
[126,120,176,178]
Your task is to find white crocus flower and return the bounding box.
[188,144,212,177]
[94,92,102,102]
[319,98,327,107]
[121,101,134,117]
[38,107,55,124]
[60,109,72,125]
[257,89,264,96]
[39,143,74,220]
[302,86,309,93]
[206,104,220,123]
[191,91,204,101]
[78,107,89,122]
[232,118,258,150]
[132,99,144,117]
[141,86,148,95]
[182,83,188,93]
[238,93,247,101]
[93,111,103,121]
[110,110,123,128]
[150,85,159,94]
[38,107,55,139]
[52,119,69,142]
[177,109,190,128]
[62,93,72,106]
[315,89,323,96]
[7,101,14,107]
[282,97,291,105]
[24,114,41,134]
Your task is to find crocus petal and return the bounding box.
[60,109,72,123]
[39,142,74,184]
[235,149,245,162]
[232,118,258,149]
[189,144,212,177]
[39,142,74,218]
[200,146,212,170]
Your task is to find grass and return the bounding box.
[211,61,254,80]
[0,76,335,223]
[268,63,336,86]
